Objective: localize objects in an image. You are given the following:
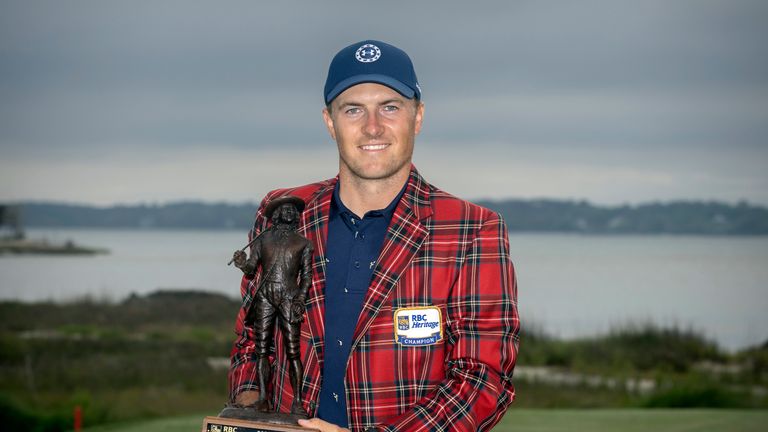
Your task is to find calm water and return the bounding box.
[1,229,766,351]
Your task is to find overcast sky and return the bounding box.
[1,0,766,206]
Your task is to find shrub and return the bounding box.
[642,384,747,408]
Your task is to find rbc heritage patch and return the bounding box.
[393,306,443,346]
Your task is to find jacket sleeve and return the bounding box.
[227,204,268,401]
[379,213,520,431]
[240,236,262,277]
[301,241,314,297]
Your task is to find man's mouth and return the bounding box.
[359,143,389,151]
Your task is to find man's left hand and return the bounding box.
[297,418,351,432]
[291,297,306,321]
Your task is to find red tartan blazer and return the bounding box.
[229,165,520,431]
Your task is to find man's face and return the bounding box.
[279,203,297,223]
[323,83,424,182]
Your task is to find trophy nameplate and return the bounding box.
[202,415,319,432]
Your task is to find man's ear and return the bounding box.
[414,101,425,136]
[322,107,337,141]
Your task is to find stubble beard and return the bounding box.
[338,139,414,185]
[340,157,410,183]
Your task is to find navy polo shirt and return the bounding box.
[317,180,407,428]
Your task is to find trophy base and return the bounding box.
[202,415,319,432]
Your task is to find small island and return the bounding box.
[0,205,108,256]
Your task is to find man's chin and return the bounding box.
[347,164,409,182]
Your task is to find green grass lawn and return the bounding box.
[83,409,768,432]
[500,409,768,431]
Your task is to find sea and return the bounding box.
[1,228,766,352]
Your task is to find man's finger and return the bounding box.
[297,417,350,432]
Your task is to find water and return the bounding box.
[0,229,246,302]
[1,229,766,351]
[510,234,768,352]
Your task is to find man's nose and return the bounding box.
[362,111,383,137]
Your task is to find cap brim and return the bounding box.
[325,74,416,104]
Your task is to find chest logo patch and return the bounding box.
[394,306,443,346]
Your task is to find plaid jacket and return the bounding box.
[229,165,519,431]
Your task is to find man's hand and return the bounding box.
[232,250,248,269]
[291,296,306,322]
[298,418,351,432]
[234,390,260,407]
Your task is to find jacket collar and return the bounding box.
[297,164,433,366]
[400,164,433,222]
[313,164,433,221]
[350,164,433,350]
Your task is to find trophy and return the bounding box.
[203,196,318,432]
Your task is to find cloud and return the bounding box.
[1,0,767,204]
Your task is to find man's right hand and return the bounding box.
[298,418,351,432]
[232,250,247,269]
[234,390,260,407]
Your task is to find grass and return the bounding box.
[81,409,768,432]
[500,409,768,432]
[2,291,767,431]
[84,414,213,432]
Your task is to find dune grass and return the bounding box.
[3,291,766,431]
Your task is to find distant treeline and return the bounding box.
[475,199,768,235]
[8,199,768,234]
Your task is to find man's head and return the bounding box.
[264,195,305,227]
[322,41,424,184]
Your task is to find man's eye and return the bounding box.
[383,105,399,112]
[345,107,361,115]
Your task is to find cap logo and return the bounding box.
[355,44,381,63]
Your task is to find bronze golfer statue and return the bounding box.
[210,195,316,431]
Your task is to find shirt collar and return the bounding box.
[331,178,408,220]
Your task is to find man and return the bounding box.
[231,196,313,416]
[228,40,519,432]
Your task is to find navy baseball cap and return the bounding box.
[324,40,421,104]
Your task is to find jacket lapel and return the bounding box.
[351,166,433,350]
